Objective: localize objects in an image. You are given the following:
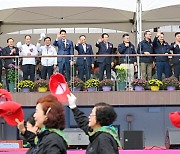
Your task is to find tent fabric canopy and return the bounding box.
[0,0,180,33]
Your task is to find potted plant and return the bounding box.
[68,77,84,91]
[115,65,127,91]
[162,77,179,91]
[84,78,100,92]
[100,79,114,91]
[148,79,163,91]
[7,64,18,92]
[17,80,35,92]
[131,78,148,91]
[35,79,49,92]
[0,82,3,88]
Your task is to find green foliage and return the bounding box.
[115,65,127,82]
[0,82,2,88]
[84,78,100,88]
[7,64,18,83]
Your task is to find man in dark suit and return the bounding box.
[169,32,180,81]
[95,33,114,81]
[2,38,19,90]
[53,30,74,82]
[75,35,94,81]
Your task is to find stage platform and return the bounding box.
[11,91,180,106]
[0,149,179,154]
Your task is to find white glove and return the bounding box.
[16,42,22,49]
[67,93,77,109]
[39,33,46,40]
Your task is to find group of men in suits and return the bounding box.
[1,29,180,92]
[54,31,116,82]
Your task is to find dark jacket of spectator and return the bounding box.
[137,39,154,63]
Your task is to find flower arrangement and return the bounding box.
[148,79,163,87]
[131,78,148,88]
[0,82,3,88]
[17,80,35,89]
[68,77,84,88]
[115,65,127,82]
[162,77,179,89]
[84,78,100,88]
[100,79,114,87]
[7,64,18,83]
[34,79,48,88]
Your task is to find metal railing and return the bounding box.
[1,53,179,92]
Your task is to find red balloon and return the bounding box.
[169,112,180,128]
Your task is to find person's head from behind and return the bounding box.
[144,31,152,40]
[122,33,130,43]
[26,113,38,133]
[34,95,65,130]
[175,32,180,43]
[60,29,67,40]
[88,102,117,130]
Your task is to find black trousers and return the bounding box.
[41,65,53,80]
[58,62,70,82]
[98,62,111,81]
[22,64,35,81]
[78,63,91,81]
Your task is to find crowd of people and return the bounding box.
[0,29,180,91]
[15,93,120,154]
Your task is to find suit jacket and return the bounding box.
[118,42,136,64]
[169,42,180,64]
[53,39,74,63]
[95,42,114,64]
[2,46,19,68]
[75,43,94,66]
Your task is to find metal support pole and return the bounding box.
[136,0,142,78]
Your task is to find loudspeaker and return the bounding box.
[123,130,144,150]
[165,129,180,149]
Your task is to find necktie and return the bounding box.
[62,40,66,48]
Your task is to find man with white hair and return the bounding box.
[19,35,38,81]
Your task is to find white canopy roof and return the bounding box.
[0,0,180,33]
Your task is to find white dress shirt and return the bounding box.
[82,44,86,53]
